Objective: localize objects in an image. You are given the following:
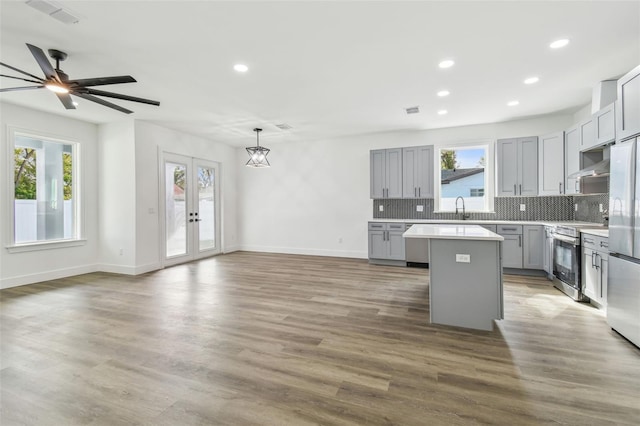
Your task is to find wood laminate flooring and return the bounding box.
[1,251,639,425]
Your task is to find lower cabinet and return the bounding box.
[497,225,523,269]
[543,226,554,276]
[523,225,544,269]
[582,234,609,307]
[368,222,405,261]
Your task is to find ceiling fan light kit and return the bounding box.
[245,128,271,168]
[0,43,160,114]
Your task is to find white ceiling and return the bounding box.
[1,1,639,146]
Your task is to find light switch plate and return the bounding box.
[379,205,384,212]
[519,204,526,211]
[575,203,578,211]
[416,205,424,212]
[456,254,471,263]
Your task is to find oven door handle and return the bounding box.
[551,233,579,246]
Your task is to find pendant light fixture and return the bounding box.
[245,128,271,168]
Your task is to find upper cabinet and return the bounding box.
[565,124,581,194]
[592,102,616,147]
[579,119,595,151]
[538,131,565,195]
[616,64,640,141]
[370,148,403,198]
[497,137,538,196]
[402,145,434,198]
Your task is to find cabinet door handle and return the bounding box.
[414,187,417,197]
[592,251,596,268]
[559,182,563,194]
[514,184,517,195]
[584,238,595,244]
[518,235,522,247]
[419,187,421,197]
[595,253,600,270]
[575,181,579,192]
[519,184,522,195]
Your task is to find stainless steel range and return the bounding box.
[550,224,589,301]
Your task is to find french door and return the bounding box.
[162,153,221,266]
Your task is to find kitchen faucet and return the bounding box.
[455,196,470,220]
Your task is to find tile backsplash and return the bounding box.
[373,194,609,224]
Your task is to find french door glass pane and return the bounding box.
[198,166,216,251]
[166,162,187,257]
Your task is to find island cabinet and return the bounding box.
[368,222,405,263]
[370,148,402,198]
[496,137,538,196]
[582,233,609,308]
[538,131,565,195]
[616,64,640,141]
[403,224,504,331]
[402,145,434,198]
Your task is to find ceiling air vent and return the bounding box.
[25,0,80,24]
[275,123,293,130]
[405,106,420,114]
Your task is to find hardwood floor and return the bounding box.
[1,251,639,425]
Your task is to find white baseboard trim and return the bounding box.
[98,262,162,275]
[223,245,241,254]
[237,245,368,259]
[0,264,99,290]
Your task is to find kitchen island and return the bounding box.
[403,224,504,331]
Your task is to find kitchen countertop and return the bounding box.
[403,224,504,241]
[580,228,609,238]
[370,218,604,227]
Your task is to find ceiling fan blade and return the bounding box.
[84,88,160,106]
[26,43,59,82]
[0,85,44,92]
[55,92,76,109]
[0,62,45,82]
[1,74,44,85]
[73,92,133,114]
[68,76,136,87]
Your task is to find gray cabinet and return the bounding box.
[538,131,565,195]
[497,137,538,196]
[565,125,581,194]
[523,225,544,270]
[616,64,640,141]
[543,226,554,277]
[593,103,616,147]
[402,145,434,198]
[582,234,609,308]
[368,222,405,261]
[370,148,402,198]
[579,119,595,151]
[497,225,523,268]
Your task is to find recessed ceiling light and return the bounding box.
[437,109,448,115]
[438,60,455,69]
[233,64,249,73]
[524,77,539,85]
[507,100,519,106]
[550,39,570,49]
[437,90,450,97]
[72,101,78,106]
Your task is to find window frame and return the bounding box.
[434,140,495,213]
[6,127,85,252]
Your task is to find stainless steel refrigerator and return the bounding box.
[608,136,640,348]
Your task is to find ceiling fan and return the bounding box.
[0,43,160,114]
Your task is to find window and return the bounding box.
[437,143,492,212]
[12,132,79,245]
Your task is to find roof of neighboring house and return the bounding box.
[441,168,484,184]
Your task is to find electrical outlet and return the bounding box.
[416,205,424,212]
[599,203,603,212]
[575,203,578,211]
[379,205,384,212]
[519,204,526,212]
[456,254,471,263]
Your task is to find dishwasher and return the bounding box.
[405,223,429,267]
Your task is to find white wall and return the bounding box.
[133,121,239,270]
[98,120,137,272]
[237,113,576,258]
[0,103,99,288]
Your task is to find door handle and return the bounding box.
[559,182,563,194]
[189,219,194,223]
[519,184,522,195]
[575,181,579,192]
[418,187,421,197]
[592,251,596,268]
[414,187,417,197]
[518,235,521,247]
[595,253,600,270]
[514,184,516,195]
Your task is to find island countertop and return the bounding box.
[403,224,504,241]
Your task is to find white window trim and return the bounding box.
[5,126,85,252]
[433,139,496,213]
